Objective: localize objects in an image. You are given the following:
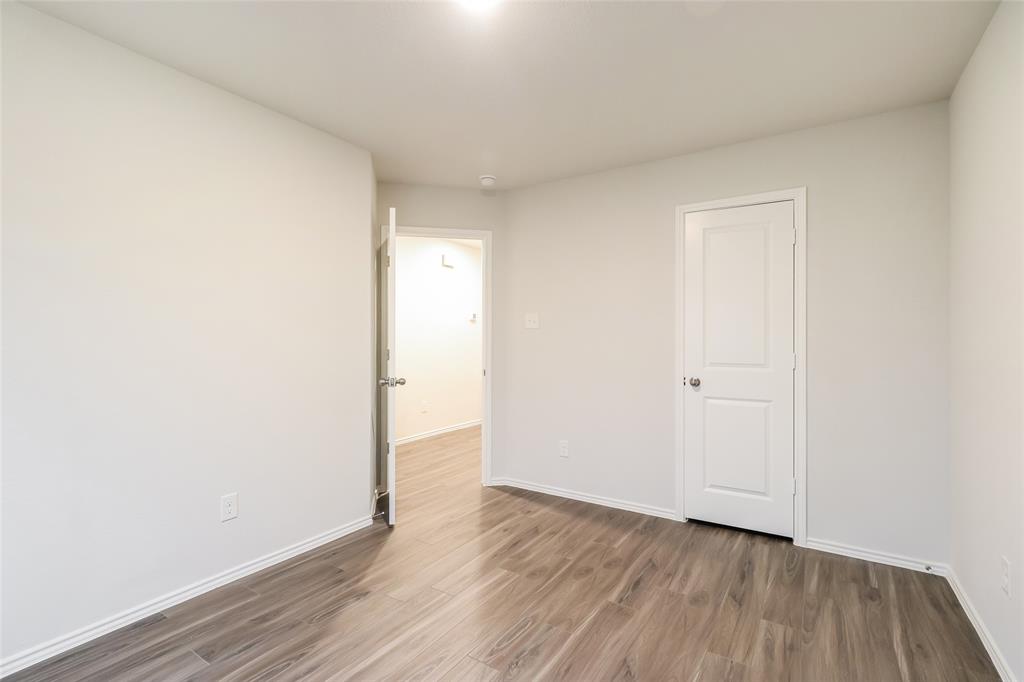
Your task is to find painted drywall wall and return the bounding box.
[380,101,952,564]
[949,2,1023,678]
[1,3,374,661]
[395,237,483,441]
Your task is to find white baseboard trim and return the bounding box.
[804,537,949,576]
[800,538,1013,680]
[396,419,481,445]
[0,515,374,678]
[945,569,1016,682]
[489,477,678,521]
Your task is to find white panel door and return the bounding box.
[379,207,398,526]
[683,201,795,537]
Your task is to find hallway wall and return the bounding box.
[395,237,483,441]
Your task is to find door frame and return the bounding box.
[674,187,807,546]
[381,224,494,487]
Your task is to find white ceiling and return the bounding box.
[30,1,996,189]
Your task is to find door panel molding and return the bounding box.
[675,187,807,545]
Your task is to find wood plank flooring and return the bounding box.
[8,426,998,681]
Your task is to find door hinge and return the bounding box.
[791,229,797,246]
[482,369,486,377]
[792,478,797,496]
[386,255,391,267]
[792,353,797,370]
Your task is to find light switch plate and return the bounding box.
[524,312,540,329]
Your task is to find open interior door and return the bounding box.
[378,207,399,525]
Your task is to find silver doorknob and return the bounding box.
[689,377,701,388]
[395,378,406,386]
[378,377,390,387]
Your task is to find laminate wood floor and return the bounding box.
[9,426,998,681]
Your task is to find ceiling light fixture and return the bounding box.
[460,0,500,13]
[479,175,497,188]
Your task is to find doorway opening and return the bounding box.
[376,216,493,526]
[395,233,485,517]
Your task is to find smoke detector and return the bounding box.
[479,175,497,188]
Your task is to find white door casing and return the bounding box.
[682,200,796,537]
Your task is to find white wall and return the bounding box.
[1,2,374,662]
[395,237,482,441]
[381,101,952,564]
[378,183,506,233]
[949,3,1023,678]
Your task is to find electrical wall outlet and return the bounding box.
[1001,556,1011,597]
[220,492,239,522]
[558,440,569,458]
[524,312,540,329]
